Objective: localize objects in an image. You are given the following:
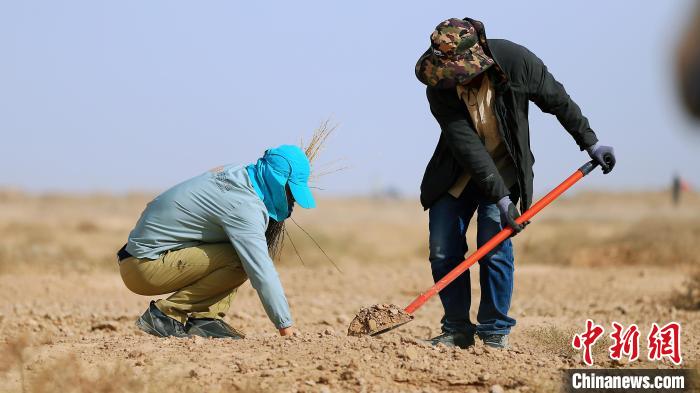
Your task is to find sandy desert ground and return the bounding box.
[0,188,698,392]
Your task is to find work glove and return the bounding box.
[497,196,526,236]
[586,143,616,174]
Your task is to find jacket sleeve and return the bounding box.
[427,87,510,202]
[221,212,293,330]
[523,49,599,150]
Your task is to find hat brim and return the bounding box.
[415,43,494,88]
[288,180,316,209]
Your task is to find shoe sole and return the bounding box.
[423,338,475,349]
[187,325,244,339]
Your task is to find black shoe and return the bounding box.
[135,301,190,338]
[479,333,509,349]
[185,318,245,339]
[424,331,475,349]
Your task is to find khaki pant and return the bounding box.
[119,243,248,324]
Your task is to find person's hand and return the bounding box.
[497,196,526,236]
[586,143,616,174]
[278,326,297,337]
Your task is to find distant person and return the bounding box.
[117,145,315,338]
[672,174,681,206]
[672,174,692,206]
[415,18,616,349]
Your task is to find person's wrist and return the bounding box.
[497,196,511,212]
[586,142,600,156]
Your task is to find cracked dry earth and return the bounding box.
[0,192,698,392]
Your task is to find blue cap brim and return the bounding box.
[288,180,316,209]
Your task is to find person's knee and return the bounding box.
[122,279,162,296]
[120,266,165,296]
[429,231,464,265]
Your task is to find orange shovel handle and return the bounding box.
[404,161,599,315]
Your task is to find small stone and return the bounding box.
[318,376,330,384]
[304,380,316,386]
[479,373,491,382]
[490,384,505,393]
[323,328,336,336]
[340,370,355,380]
[368,319,378,331]
[188,369,198,378]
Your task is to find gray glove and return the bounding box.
[497,196,526,235]
[586,143,616,174]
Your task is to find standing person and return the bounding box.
[415,18,616,349]
[672,173,681,206]
[117,145,315,338]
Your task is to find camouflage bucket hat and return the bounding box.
[415,18,495,88]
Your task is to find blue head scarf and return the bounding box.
[246,145,316,222]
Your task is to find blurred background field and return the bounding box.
[2,188,698,274]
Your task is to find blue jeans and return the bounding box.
[428,186,516,336]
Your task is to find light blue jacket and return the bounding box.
[126,165,292,329]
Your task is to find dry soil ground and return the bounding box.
[0,189,698,392]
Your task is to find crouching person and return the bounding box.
[117,145,315,338]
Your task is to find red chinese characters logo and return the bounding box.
[572,319,605,366]
[572,321,682,366]
[609,322,640,362]
[647,322,682,365]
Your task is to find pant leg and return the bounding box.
[428,193,478,334]
[119,243,248,324]
[474,203,516,336]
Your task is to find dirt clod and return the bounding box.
[90,322,117,332]
[347,304,413,336]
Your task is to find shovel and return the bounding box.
[348,160,604,337]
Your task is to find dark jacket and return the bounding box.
[420,38,599,211]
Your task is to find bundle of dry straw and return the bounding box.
[265,120,337,260]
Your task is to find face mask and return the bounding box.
[247,160,293,222]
